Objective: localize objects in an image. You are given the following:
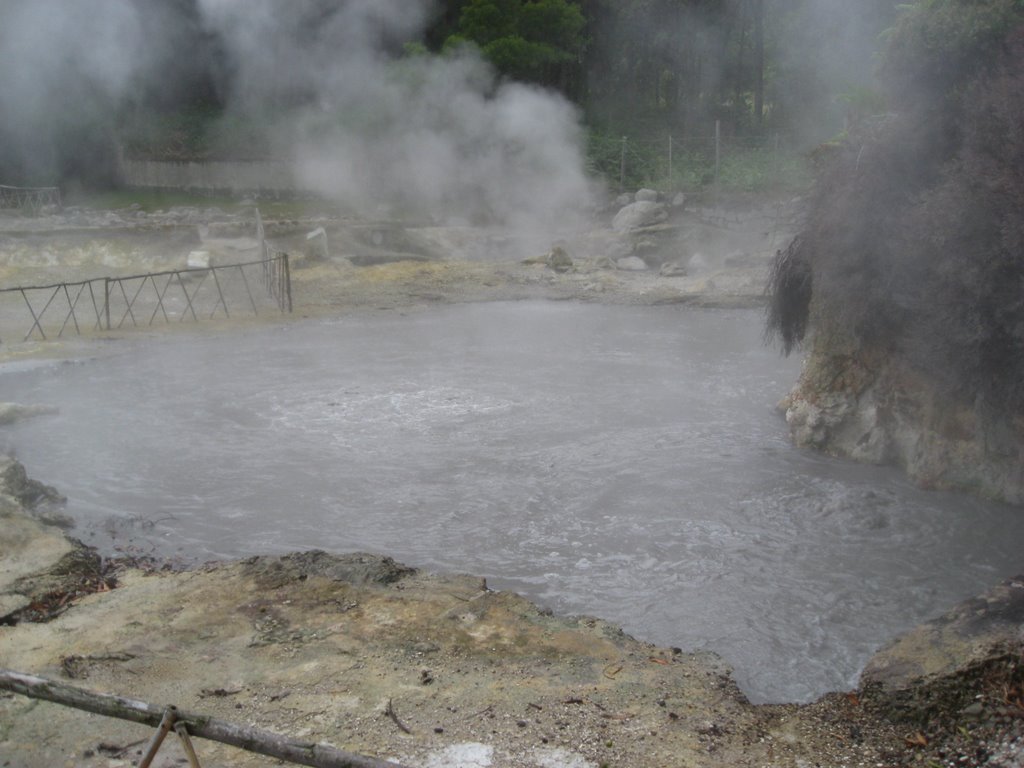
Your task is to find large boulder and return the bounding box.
[612,201,668,233]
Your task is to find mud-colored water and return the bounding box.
[3,302,1022,703]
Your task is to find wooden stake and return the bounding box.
[137,707,176,768]
[174,721,203,768]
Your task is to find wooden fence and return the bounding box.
[0,253,291,344]
[0,207,293,344]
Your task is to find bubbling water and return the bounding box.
[2,302,1021,703]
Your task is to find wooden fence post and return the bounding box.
[620,136,627,191]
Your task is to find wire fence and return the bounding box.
[589,123,811,194]
[0,209,291,344]
[0,184,62,215]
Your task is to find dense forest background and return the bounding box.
[0,0,900,191]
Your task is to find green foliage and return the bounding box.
[586,129,811,195]
[881,0,1023,105]
[447,0,585,86]
[714,145,812,194]
[457,0,519,44]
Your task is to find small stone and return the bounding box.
[547,246,573,273]
[961,702,984,718]
[616,256,647,271]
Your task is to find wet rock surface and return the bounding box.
[781,350,1024,505]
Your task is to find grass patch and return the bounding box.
[587,128,812,197]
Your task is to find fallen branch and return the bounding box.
[0,670,409,768]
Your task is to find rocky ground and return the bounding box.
[0,201,1021,767]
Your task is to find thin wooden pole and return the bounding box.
[620,136,627,191]
[138,707,176,768]
[174,721,203,768]
[714,120,721,188]
[668,135,673,191]
[0,670,410,768]
[282,253,292,313]
[20,287,48,341]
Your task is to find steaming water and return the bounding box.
[3,302,1022,704]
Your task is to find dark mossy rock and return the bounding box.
[0,457,66,510]
[859,573,1024,726]
[241,550,416,590]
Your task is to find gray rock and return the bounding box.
[671,192,687,208]
[659,261,688,277]
[546,246,573,273]
[0,403,58,426]
[612,201,668,233]
[0,456,66,510]
[616,256,648,271]
[635,188,659,203]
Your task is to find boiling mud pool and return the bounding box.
[3,302,1022,703]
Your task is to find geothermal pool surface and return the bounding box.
[3,302,1023,704]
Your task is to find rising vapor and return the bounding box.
[200,0,597,243]
[0,0,149,183]
[0,0,597,248]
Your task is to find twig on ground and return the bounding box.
[385,698,413,735]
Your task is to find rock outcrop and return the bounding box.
[861,572,1024,727]
[781,349,1024,504]
[0,402,58,427]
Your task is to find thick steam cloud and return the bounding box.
[0,0,597,243]
[0,0,150,183]
[200,0,597,237]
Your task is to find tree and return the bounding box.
[446,0,586,92]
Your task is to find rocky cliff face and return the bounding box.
[782,340,1024,504]
[763,7,1024,508]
